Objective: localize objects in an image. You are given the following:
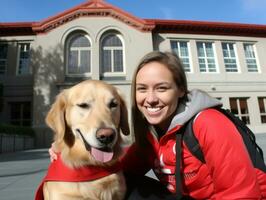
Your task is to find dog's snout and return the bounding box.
[96,128,115,145]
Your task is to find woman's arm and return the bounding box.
[194,109,261,199]
[120,143,153,176]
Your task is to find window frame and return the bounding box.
[243,43,259,72]
[16,42,31,75]
[222,42,239,73]
[65,33,92,77]
[229,97,250,125]
[9,101,32,127]
[196,41,218,73]
[100,32,125,77]
[0,43,8,75]
[258,97,266,124]
[170,40,192,73]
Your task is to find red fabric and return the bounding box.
[35,154,121,200]
[122,109,266,199]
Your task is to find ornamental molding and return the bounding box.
[32,1,155,34]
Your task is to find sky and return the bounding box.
[0,0,266,25]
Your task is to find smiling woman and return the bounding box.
[121,51,266,199]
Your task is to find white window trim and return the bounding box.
[16,42,31,76]
[222,42,240,73]
[100,33,126,77]
[230,97,250,124]
[66,34,92,77]
[258,97,266,123]
[170,40,193,73]
[197,41,218,73]
[244,43,260,73]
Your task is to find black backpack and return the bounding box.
[175,107,266,200]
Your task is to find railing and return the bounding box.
[0,134,35,153]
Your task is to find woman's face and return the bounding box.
[135,61,184,131]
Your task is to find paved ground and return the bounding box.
[0,149,49,200]
[0,133,265,200]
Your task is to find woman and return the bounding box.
[121,51,265,199]
[50,51,266,199]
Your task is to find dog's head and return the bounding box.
[46,80,129,167]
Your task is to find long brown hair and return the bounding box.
[131,51,188,147]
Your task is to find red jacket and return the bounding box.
[35,154,121,200]
[122,109,266,199]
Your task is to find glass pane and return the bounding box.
[239,99,248,114]
[22,102,31,118]
[0,60,6,74]
[71,35,90,47]
[199,64,206,72]
[0,44,8,58]
[10,103,20,119]
[244,44,254,58]
[22,120,31,126]
[208,65,216,72]
[222,45,229,57]
[102,34,122,47]
[103,50,111,72]
[230,98,238,114]
[80,50,90,73]
[205,43,214,57]
[170,41,178,51]
[179,42,188,57]
[241,116,250,125]
[113,50,123,72]
[10,102,32,126]
[261,116,266,124]
[197,42,204,57]
[68,51,78,73]
[18,43,30,75]
[258,97,266,113]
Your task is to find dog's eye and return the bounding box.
[77,103,90,109]
[108,99,118,109]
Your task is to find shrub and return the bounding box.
[0,124,35,137]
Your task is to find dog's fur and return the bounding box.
[43,80,129,200]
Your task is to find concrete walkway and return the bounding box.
[0,149,49,200]
[0,133,265,200]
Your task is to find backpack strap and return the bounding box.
[182,116,206,163]
[175,117,206,200]
[175,133,183,200]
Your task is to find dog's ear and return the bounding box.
[118,94,130,136]
[45,90,67,143]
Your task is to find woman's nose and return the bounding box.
[146,91,159,104]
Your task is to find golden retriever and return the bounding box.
[43,80,129,200]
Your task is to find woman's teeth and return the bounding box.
[147,107,160,112]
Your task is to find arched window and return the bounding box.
[100,33,124,76]
[66,33,91,75]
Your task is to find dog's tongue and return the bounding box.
[91,147,114,163]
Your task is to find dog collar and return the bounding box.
[35,153,121,200]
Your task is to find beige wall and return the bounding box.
[31,17,154,127]
[155,32,266,133]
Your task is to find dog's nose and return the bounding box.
[96,128,115,145]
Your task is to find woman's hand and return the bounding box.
[48,142,58,162]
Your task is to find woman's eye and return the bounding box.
[136,87,146,92]
[109,99,118,109]
[157,87,168,92]
[77,103,90,109]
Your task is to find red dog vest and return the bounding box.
[35,154,121,200]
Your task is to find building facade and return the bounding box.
[0,0,266,147]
